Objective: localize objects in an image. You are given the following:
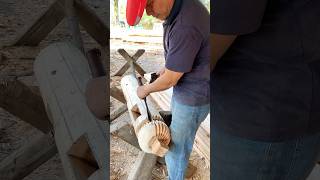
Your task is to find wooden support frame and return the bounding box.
[11,0,109,48]
[0,76,60,179]
[113,49,146,77]
[0,78,52,133]
[110,86,126,104]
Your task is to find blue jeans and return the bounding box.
[165,98,209,180]
[212,127,320,180]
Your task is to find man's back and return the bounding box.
[164,0,210,106]
[212,0,320,141]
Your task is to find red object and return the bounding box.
[126,0,147,26]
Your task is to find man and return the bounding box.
[131,0,210,179]
[211,0,320,179]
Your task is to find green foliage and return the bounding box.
[140,14,158,30]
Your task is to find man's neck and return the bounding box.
[166,0,175,19]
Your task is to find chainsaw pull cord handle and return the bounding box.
[137,77,152,121]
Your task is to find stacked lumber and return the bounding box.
[144,73,210,165]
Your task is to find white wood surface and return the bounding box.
[34,42,108,180]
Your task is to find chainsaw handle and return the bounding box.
[137,76,143,86]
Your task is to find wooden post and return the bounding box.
[34,42,108,180]
[75,0,109,47]
[65,0,84,52]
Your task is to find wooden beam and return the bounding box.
[110,104,127,121]
[0,77,52,133]
[110,112,129,133]
[114,49,146,77]
[75,0,109,47]
[34,42,108,180]
[110,86,126,104]
[127,152,157,180]
[0,134,57,180]
[12,0,65,46]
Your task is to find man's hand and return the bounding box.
[137,85,149,99]
[136,68,183,99]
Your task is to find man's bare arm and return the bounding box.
[211,33,237,70]
[137,68,183,99]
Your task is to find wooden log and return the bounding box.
[75,0,109,47]
[0,77,52,133]
[121,75,170,157]
[127,152,157,180]
[12,0,65,46]
[34,42,108,180]
[0,134,57,180]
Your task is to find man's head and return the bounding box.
[126,0,174,26]
[145,0,174,20]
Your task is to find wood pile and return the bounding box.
[144,73,210,165]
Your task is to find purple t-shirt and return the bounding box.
[163,0,210,106]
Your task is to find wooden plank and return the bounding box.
[127,152,157,180]
[34,42,108,180]
[110,86,126,103]
[12,0,65,46]
[113,123,141,151]
[0,77,52,133]
[0,134,57,180]
[114,49,146,77]
[110,111,130,134]
[75,0,109,47]
[110,104,127,121]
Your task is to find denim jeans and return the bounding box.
[212,127,320,180]
[165,98,210,180]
